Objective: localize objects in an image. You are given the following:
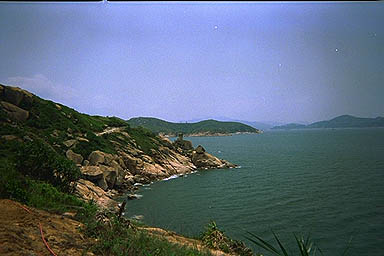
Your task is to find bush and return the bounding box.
[126,126,160,155]
[0,159,28,202]
[72,131,116,159]
[16,138,81,192]
[201,221,253,256]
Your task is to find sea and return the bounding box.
[124,128,384,255]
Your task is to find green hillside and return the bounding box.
[127,117,260,136]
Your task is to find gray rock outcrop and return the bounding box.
[66,150,83,165]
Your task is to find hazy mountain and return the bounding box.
[272,115,384,130]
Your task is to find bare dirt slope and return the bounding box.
[0,199,95,256]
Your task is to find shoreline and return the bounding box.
[163,131,262,138]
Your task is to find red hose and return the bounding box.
[39,222,58,256]
[13,201,58,256]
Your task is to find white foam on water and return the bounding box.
[162,174,179,181]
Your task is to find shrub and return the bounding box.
[0,159,28,202]
[16,138,81,192]
[201,221,253,256]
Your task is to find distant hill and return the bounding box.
[127,117,260,136]
[271,123,307,130]
[272,115,384,130]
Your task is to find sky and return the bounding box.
[0,2,383,124]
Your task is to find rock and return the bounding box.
[109,160,123,172]
[97,178,108,191]
[75,179,117,210]
[0,101,29,122]
[195,145,206,154]
[2,85,33,107]
[83,160,90,166]
[120,152,139,173]
[220,159,237,168]
[173,135,194,151]
[103,153,115,165]
[191,151,224,169]
[55,104,62,110]
[117,157,127,169]
[158,135,174,148]
[63,139,77,148]
[127,194,141,200]
[141,155,154,164]
[80,166,103,180]
[124,174,135,185]
[99,165,117,189]
[51,129,60,137]
[133,175,150,184]
[66,150,83,165]
[77,137,89,143]
[1,135,19,141]
[88,150,105,166]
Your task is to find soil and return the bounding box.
[0,199,95,256]
[0,199,232,256]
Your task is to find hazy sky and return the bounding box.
[0,2,383,124]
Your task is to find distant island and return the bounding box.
[272,115,384,130]
[127,117,261,136]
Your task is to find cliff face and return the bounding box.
[0,84,236,209]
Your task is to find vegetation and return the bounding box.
[16,138,81,192]
[127,117,260,135]
[82,210,212,256]
[245,230,353,256]
[200,221,253,256]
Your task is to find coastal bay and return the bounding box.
[126,129,384,256]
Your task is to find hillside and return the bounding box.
[271,123,307,130]
[0,84,250,255]
[0,84,236,207]
[272,115,384,130]
[127,117,260,136]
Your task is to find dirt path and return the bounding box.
[0,199,95,256]
[95,127,125,136]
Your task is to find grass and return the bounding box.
[245,230,353,256]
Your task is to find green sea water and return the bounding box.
[125,128,384,255]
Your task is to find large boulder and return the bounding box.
[0,101,29,122]
[191,151,223,168]
[75,179,117,210]
[99,165,118,189]
[63,139,77,148]
[173,136,194,151]
[66,149,83,165]
[80,165,108,190]
[1,85,33,108]
[120,152,140,173]
[88,150,105,166]
[80,166,103,181]
[191,145,236,169]
[195,145,206,153]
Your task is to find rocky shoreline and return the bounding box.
[163,131,261,138]
[73,133,237,210]
[0,84,237,211]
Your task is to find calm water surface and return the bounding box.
[125,129,384,255]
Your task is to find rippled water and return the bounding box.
[124,128,384,255]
